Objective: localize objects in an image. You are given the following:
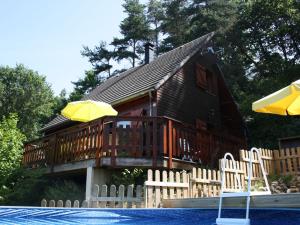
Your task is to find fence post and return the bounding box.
[146,169,153,208]
[274,150,280,174]
[183,171,188,198]
[57,200,63,207]
[127,185,134,208]
[155,170,161,207]
[175,172,181,198]
[49,200,55,207]
[169,171,175,199]
[91,184,100,208]
[109,185,116,208]
[162,170,168,200]
[65,200,71,208]
[41,199,47,207]
[118,185,125,208]
[81,200,88,208]
[136,185,142,208]
[100,185,107,208]
[74,200,80,208]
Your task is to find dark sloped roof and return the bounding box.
[43,32,214,131]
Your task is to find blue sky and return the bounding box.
[0,0,140,95]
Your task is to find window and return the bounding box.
[195,64,216,95]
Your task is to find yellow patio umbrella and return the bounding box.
[61,100,118,122]
[252,79,300,115]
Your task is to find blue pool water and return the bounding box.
[0,207,299,225]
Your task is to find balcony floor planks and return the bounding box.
[45,157,199,174]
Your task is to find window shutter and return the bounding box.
[195,64,207,89]
[196,119,207,130]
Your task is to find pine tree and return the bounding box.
[112,0,150,67]
[147,0,164,55]
[69,70,103,101]
[160,0,190,51]
[81,41,115,76]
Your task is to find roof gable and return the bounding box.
[43,32,215,131]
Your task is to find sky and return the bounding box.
[0,0,138,95]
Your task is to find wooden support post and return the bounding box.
[85,166,94,203]
[51,134,58,171]
[111,119,117,167]
[152,118,157,168]
[168,120,173,169]
[163,124,168,156]
[96,122,103,167]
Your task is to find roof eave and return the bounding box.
[111,89,155,106]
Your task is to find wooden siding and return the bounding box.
[156,53,221,127]
[156,53,246,165]
[114,96,151,116]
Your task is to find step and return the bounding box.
[221,192,250,197]
[216,218,250,225]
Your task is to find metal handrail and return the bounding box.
[216,147,271,225]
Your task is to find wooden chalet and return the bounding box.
[22,33,246,193]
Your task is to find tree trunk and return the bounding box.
[133,39,136,67]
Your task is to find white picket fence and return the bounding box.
[42,184,144,208]
[90,184,143,208]
[145,169,189,208]
[42,148,300,208]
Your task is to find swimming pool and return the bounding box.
[0,207,299,225]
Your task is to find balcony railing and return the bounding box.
[22,116,245,169]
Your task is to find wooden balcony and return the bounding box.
[22,116,245,171]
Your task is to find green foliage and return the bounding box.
[225,0,300,147]
[81,42,115,76]
[111,168,146,186]
[44,180,85,202]
[160,0,190,50]
[80,0,300,148]
[0,114,25,181]
[0,168,48,206]
[114,0,150,67]
[69,70,103,101]
[0,65,55,139]
[147,0,164,54]
[49,89,69,120]
[281,175,294,187]
[268,174,294,187]
[0,168,84,206]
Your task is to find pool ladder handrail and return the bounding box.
[216,147,271,225]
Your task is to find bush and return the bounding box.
[44,180,85,202]
[0,168,48,206]
[0,114,25,181]
[111,168,146,186]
